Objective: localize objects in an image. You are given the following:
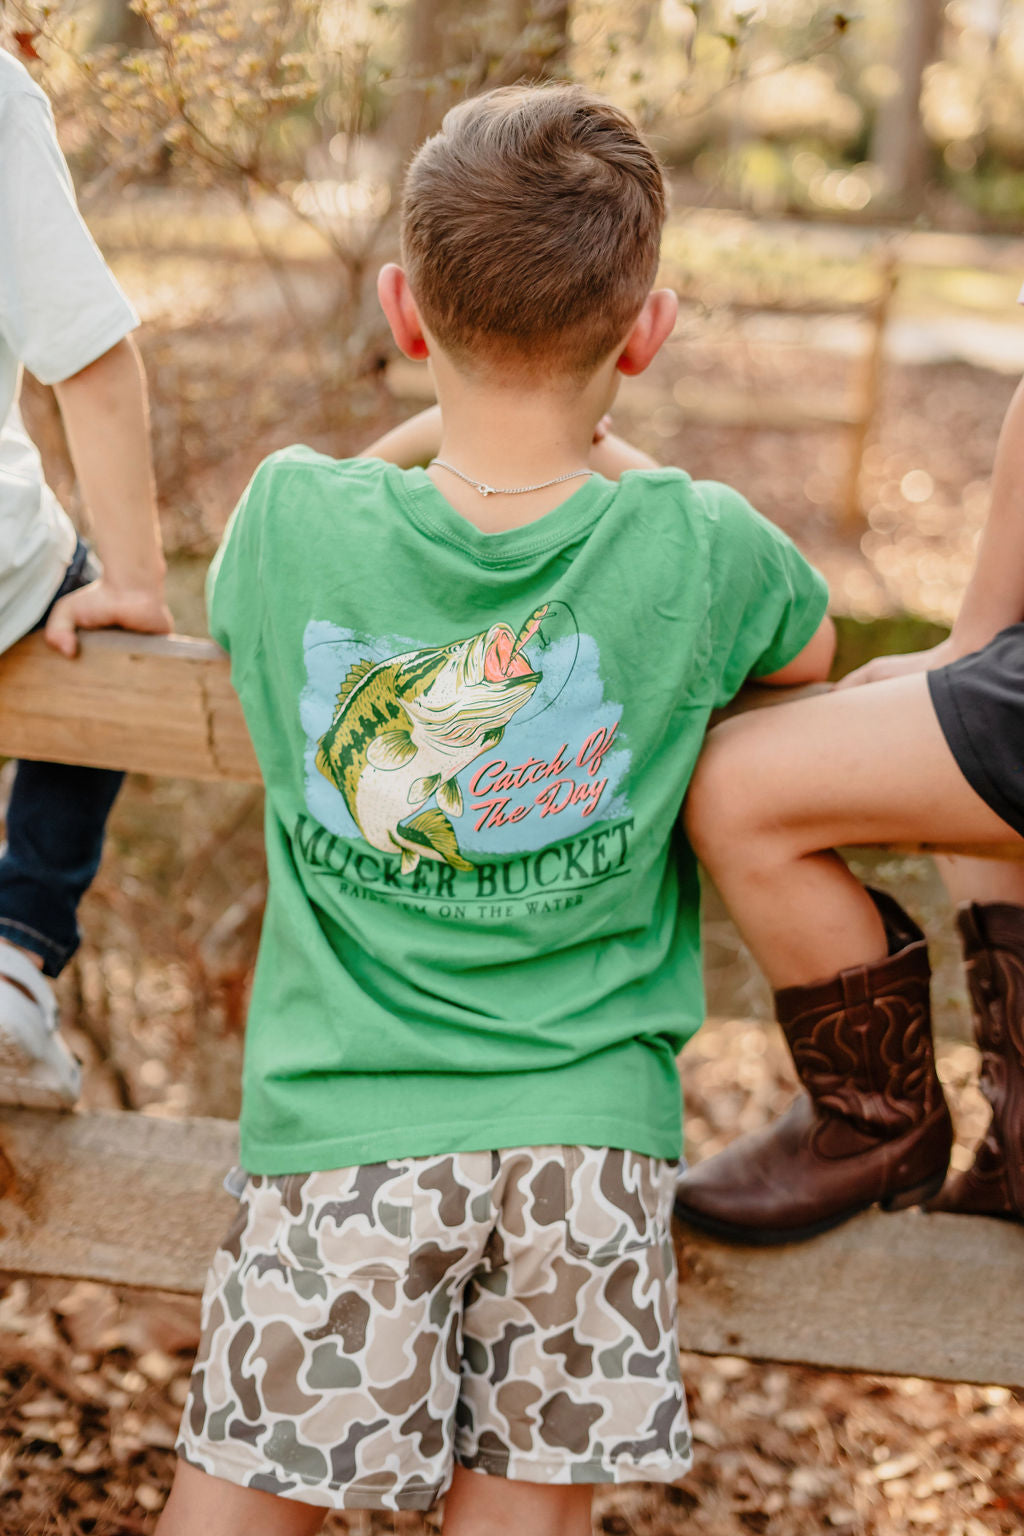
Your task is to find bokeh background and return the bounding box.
[2,2,1024,1532]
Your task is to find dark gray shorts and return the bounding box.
[929,624,1024,838]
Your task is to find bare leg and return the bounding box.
[156,1458,326,1536]
[931,856,1024,1218]
[441,1466,593,1536]
[685,674,1023,989]
[676,673,1024,1241]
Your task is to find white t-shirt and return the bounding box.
[0,49,137,652]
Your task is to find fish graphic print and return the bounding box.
[315,606,548,873]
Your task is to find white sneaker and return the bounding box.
[0,945,81,1109]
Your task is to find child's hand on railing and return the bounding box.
[44,579,174,659]
[835,636,961,690]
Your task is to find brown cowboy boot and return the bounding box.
[674,889,953,1245]
[929,902,1024,1221]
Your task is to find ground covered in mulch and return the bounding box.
[4,215,1024,1532]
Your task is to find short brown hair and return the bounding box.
[400,84,667,379]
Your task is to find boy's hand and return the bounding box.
[44,580,174,659]
[834,636,961,690]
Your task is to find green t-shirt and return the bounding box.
[208,450,828,1174]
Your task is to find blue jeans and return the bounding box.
[0,541,124,977]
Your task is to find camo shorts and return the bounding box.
[176,1145,692,1511]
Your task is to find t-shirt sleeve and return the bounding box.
[0,88,137,384]
[700,480,830,707]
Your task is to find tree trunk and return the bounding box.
[389,0,469,156]
[871,0,945,211]
[89,0,152,51]
[388,0,573,167]
[504,0,571,79]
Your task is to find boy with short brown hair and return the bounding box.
[158,83,833,1535]
[401,86,667,378]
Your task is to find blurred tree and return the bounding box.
[870,0,945,210]
[504,0,571,78]
[389,0,572,157]
[90,0,152,50]
[388,0,470,152]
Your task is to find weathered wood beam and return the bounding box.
[0,1106,1020,1388]
[676,1211,1024,1389]
[2,630,1020,857]
[0,1108,237,1293]
[0,630,259,782]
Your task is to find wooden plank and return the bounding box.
[676,1208,1024,1388]
[0,1108,238,1292]
[842,257,898,526]
[1,633,1019,860]
[0,630,259,782]
[0,1106,1020,1387]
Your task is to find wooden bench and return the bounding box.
[1,629,1022,1390]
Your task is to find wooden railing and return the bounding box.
[2,630,1022,1388]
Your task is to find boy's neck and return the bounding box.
[427,358,615,534]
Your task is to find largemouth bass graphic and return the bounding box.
[315,606,547,872]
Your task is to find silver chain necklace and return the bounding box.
[430,458,593,498]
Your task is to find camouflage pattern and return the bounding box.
[176,1145,692,1512]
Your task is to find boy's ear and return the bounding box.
[377,264,430,361]
[615,289,678,377]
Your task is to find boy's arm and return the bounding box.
[840,373,1024,688]
[359,408,660,479]
[588,429,659,478]
[755,614,836,686]
[703,481,831,706]
[358,405,443,467]
[0,82,171,654]
[951,374,1024,646]
[45,337,171,657]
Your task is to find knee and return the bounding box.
[684,717,776,868]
